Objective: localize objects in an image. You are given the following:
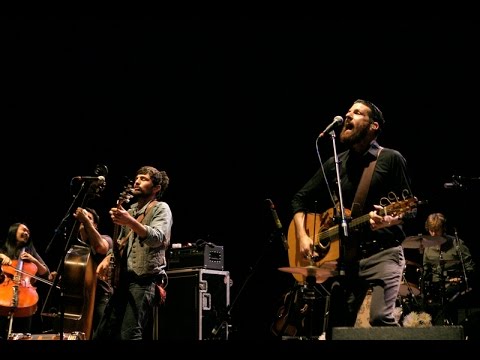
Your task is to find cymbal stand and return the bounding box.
[300,273,330,340]
[401,272,422,311]
[452,228,470,295]
[438,252,453,325]
[447,229,473,322]
[301,274,316,338]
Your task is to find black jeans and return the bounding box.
[93,275,156,340]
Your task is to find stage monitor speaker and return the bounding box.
[332,326,464,340]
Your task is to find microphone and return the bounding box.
[73,175,106,182]
[318,116,344,138]
[265,199,289,250]
[444,181,462,189]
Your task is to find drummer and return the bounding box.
[422,212,476,325]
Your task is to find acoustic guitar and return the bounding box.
[286,196,419,283]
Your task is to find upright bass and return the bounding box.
[40,171,107,340]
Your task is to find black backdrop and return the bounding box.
[1,16,478,340]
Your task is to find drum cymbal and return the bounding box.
[402,235,447,249]
[278,261,337,283]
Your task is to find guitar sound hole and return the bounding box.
[313,242,330,261]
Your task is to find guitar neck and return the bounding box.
[108,194,131,291]
[317,200,409,243]
[111,199,126,256]
[112,224,121,256]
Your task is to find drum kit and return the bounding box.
[399,235,447,299]
[397,235,474,326]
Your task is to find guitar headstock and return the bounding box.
[117,182,134,208]
[380,195,419,219]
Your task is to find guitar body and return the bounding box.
[287,210,342,283]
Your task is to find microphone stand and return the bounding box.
[438,250,449,324]
[328,129,349,277]
[317,129,351,338]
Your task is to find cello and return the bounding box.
[0,248,39,318]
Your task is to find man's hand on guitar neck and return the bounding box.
[369,204,403,231]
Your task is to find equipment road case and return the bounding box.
[157,268,230,340]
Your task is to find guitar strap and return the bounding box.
[350,147,383,217]
[117,200,158,256]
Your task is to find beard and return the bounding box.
[340,123,370,147]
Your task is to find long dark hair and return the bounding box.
[1,222,33,258]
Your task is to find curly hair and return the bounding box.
[136,166,170,200]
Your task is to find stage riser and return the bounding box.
[332,326,464,340]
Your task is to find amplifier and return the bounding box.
[168,244,224,270]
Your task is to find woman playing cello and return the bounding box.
[0,222,50,339]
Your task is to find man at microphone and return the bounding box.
[291,99,416,335]
[93,165,173,340]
